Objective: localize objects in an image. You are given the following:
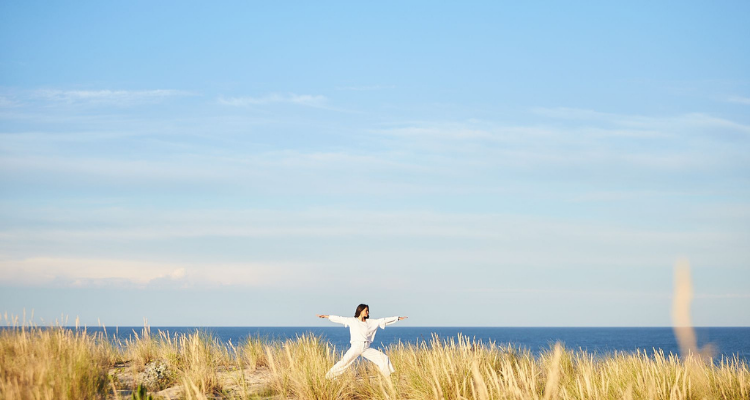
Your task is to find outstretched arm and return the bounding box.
[316,314,350,326]
[376,316,408,329]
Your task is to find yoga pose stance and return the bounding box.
[317,304,408,378]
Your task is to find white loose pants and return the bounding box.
[326,341,395,379]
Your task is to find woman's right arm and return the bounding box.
[318,314,350,326]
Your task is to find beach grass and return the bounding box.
[1,321,748,399]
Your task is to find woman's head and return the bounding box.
[354,304,369,319]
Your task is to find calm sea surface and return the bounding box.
[64,326,750,362]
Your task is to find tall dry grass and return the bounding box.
[0,317,255,400]
[0,317,117,399]
[384,335,748,400]
[260,333,749,400]
[264,334,356,399]
[1,317,748,399]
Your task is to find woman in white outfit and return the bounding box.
[317,304,408,378]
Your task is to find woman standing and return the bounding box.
[317,304,408,378]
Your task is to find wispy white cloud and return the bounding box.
[335,85,396,91]
[459,287,671,298]
[2,207,745,267]
[533,107,750,134]
[675,113,750,134]
[2,113,746,200]
[0,155,233,184]
[218,93,327,108]
[446,287,750,301]
[726,95,750,105]
[31,89,192,105]
[371,110,750,175]
[0,96,19,108]
[374,125,496,140]
[0,257,315,288]
[531,107,615,121]
[695,293,750,299]
[0,154,416,201]
[0,257,187,287]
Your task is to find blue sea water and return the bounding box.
[69,326,750,363]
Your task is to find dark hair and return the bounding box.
[354,304,369,319]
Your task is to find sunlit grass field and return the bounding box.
[1,320,748,399]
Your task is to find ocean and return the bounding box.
[76,326,750,362]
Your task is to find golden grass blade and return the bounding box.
[672,258,698,358]
[542,343,563,400]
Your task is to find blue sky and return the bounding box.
[1,1,749,327]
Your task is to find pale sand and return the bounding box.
[108,362,278,400]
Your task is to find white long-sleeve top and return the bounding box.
[328,315,400,343]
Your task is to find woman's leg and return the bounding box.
[361,347,395,376]
[326,343,365,379]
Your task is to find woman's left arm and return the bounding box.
[377,316,408,328]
